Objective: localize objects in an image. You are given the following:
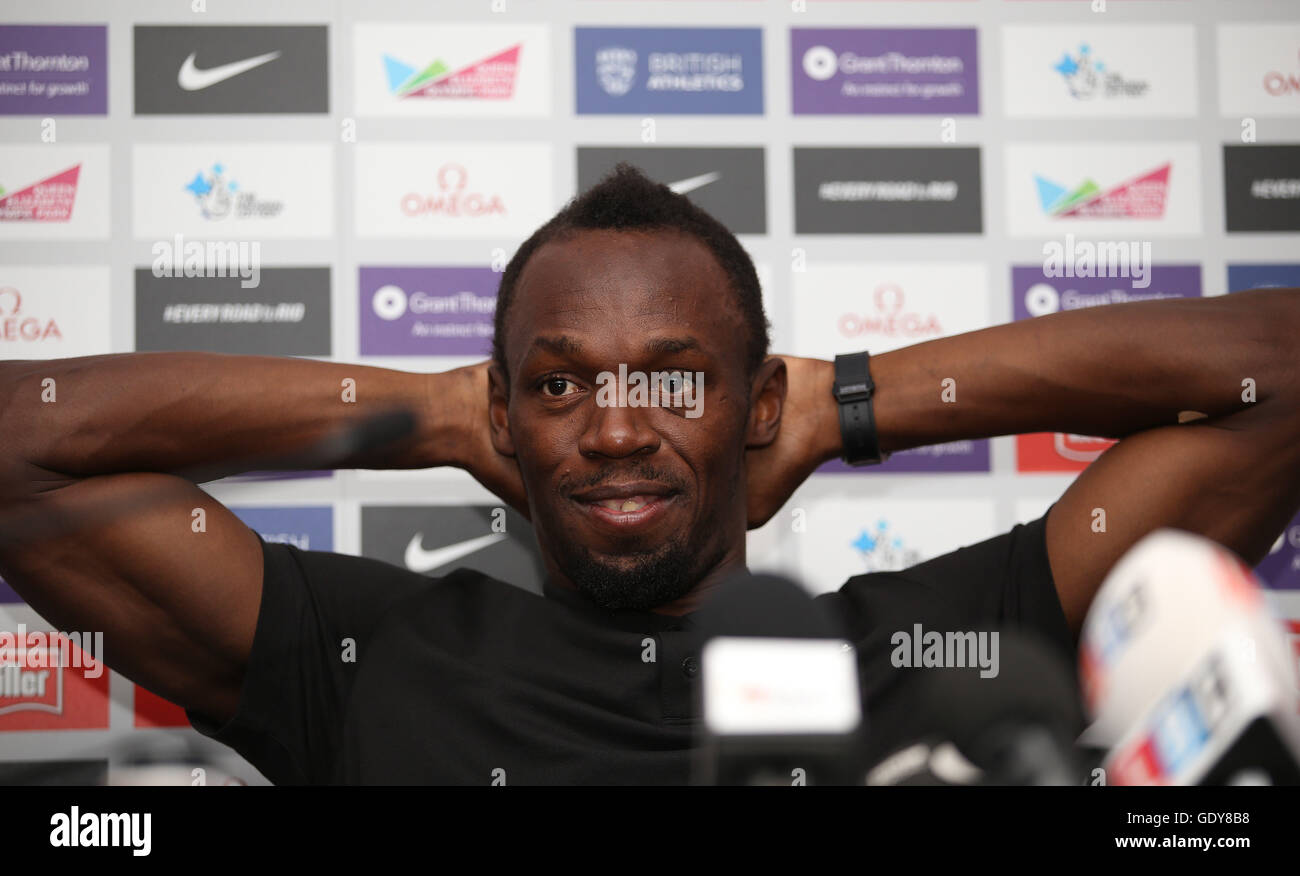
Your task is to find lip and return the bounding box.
[570,481,676,503]
[572,492,678,534]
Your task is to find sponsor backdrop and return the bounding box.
[0,0,1298,784]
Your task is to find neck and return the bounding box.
[649,551,748,616]
[543,542,749,616]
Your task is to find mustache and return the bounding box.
[561,463,686,496]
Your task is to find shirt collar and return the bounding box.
[541,578,698,632]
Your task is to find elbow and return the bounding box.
[0,362,41,492]
[1241,288,1300,417]
[1271,289,1300,407]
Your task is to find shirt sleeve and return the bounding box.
[829,506,1078,763]
[185,530,430,785]
[836,504,1075,666]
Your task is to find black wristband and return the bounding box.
[832,352,888,466]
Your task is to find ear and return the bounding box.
[488,363,516,457]
[745,356,786,450]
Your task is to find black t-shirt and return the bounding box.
[187,508,1077,785]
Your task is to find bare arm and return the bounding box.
[1,352,466,479]
[753,288,1300,636]
[0,353,509,723]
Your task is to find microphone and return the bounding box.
[691,570,869,785]
[1080,528,1300,785]
[865,632,1087,785]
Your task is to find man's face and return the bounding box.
[492,228,758,611]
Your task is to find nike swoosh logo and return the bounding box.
[404,531,506,573]
[668,171,721,195]
[177,50,282,91]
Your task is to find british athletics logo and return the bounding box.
[576,27,763,115]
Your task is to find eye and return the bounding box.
[540,376,581,397]
[658,371,694,396]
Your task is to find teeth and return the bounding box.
[596,497,649,512]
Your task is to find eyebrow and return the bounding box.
[529,335,584,358]
[644,336,702,356]
[526,334,704,359]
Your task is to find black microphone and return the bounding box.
[866,631,1087,785]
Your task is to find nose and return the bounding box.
[578,395,661,459]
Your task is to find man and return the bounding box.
[1,164,1298,784]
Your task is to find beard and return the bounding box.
[556,524,723,611]
[541,458,741,611]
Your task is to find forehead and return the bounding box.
[505,228,743,363]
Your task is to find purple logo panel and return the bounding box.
[0,25,107,115]
[819,440,990,474]
[1011,264,1202,322]
[361,266,498,357]
[1257,511,1300,591]
[792,28,979,115]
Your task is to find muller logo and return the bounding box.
[0,657,61,715]
[0,626,109,731]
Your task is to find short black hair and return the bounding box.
[491,162,770,384]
